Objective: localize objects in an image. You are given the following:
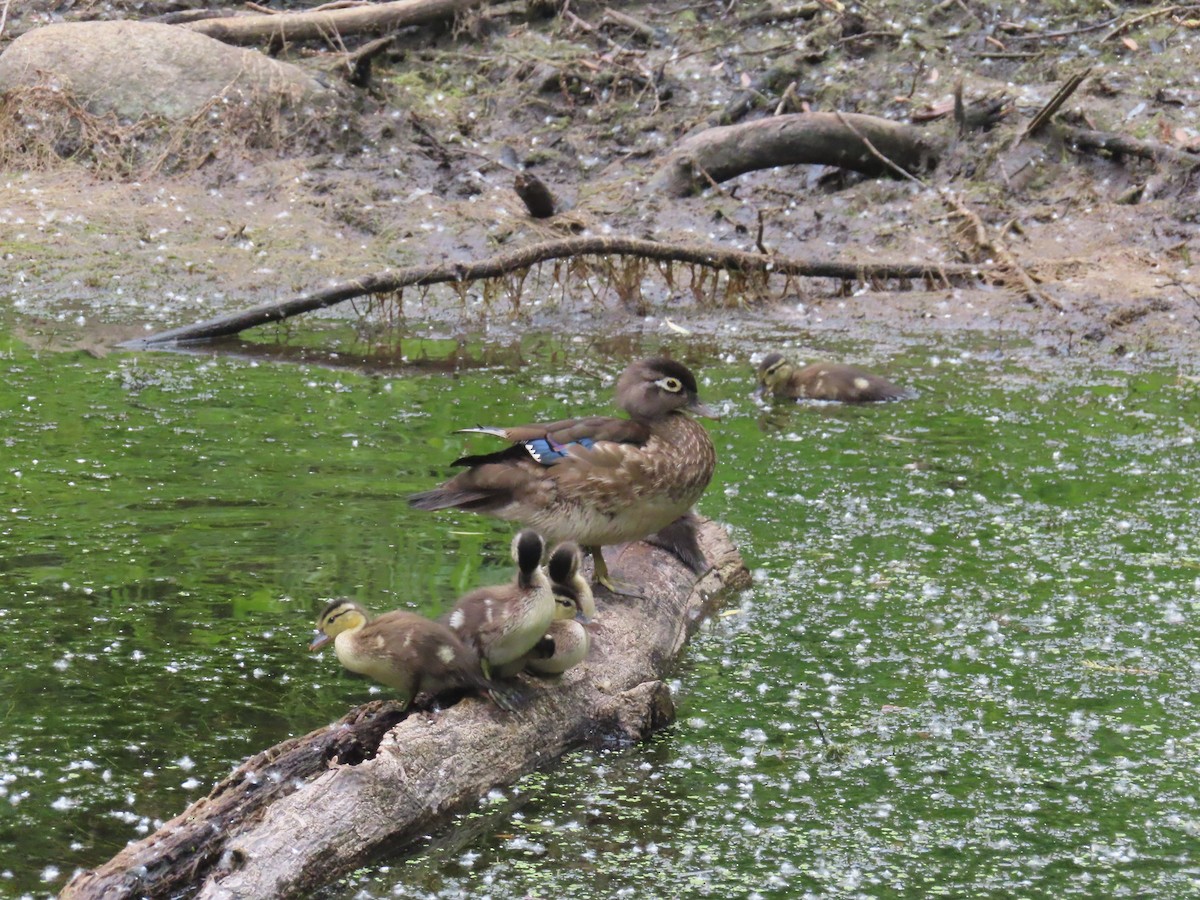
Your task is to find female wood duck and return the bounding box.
[408,358,718,590]
[528,542,594,675]
[441,530,556,679]
[756,352,911,403]
[309,600,499,711]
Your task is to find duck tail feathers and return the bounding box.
[408,487,494,511]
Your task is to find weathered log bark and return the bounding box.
[649,111,940,196]
[183,0,482,46]
[122,235,985,347]
[62,518,751,900]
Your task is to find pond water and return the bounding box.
[1,320,1197,898]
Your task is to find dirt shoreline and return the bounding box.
[3,2,1197,362]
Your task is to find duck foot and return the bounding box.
[588,545,645,599]
[485,682,522,713]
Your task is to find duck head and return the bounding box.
[547,542,596,621]
[615,357,717,421]
[755,352,794,397]
[512,529,548,591]
[308,598,368,651]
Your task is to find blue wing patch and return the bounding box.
[523,436,596,465]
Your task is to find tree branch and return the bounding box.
[183,0,482,46]
[122,235,984,346]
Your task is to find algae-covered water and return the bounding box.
[1,322,1197,898]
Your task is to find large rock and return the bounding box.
[0,20,334,122]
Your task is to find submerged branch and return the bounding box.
[124,236,986,346]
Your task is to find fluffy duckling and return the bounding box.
[527,543,594,675]
[442,529,555,679]
[756,352,910,403]
[546,540,597,620]
[309,600,493,711]
[526,596,591,675]
[409,358,718,591]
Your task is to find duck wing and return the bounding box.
[407,416,654,513]
[453,416,651,467]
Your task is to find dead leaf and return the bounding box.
[664,318,693,335]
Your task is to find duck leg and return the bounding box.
[486,683,521,712]
[588,545,641,598]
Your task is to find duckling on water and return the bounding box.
[309,600,496,711]
[441,529,556,679]
[756,353,910,403]
[408,358,718,591]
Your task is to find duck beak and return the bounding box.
[752,382,766,399]
[576,610,594,625]
[689,397,721,420]
[308,631,331,652]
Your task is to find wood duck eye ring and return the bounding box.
[659,376,683,392]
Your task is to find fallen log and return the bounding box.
[649,111,939,196]
[183,0,482,46]
[62,518,751,900]
[122,235,986,347]
[1060,123,1200,167]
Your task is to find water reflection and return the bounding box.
[1,324,1198,898]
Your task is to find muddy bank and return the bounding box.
[2,1,1197,361]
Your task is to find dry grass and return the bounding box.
[0,76,350,178]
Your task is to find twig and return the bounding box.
[831,112,1065,312]
[953,79,965,139]
[601,8,660,43]
[1016,67,1091,144]
[343,33,400,87]
[966,50,1043,59]
[832,110,928,187]
[773,81,802,116]
[123,236,987,346]
[944,193,1067,312]
[0,0,11,39]
[1102,4,1200,42]
[1004,15,1121,42]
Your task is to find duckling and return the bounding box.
[309,600,494,711]
[527,542,594,676]
[442,529,555,679]
[756,352,910,403]
[409,358,718,591]
[526,596,591,675]
[546,540,597,620]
